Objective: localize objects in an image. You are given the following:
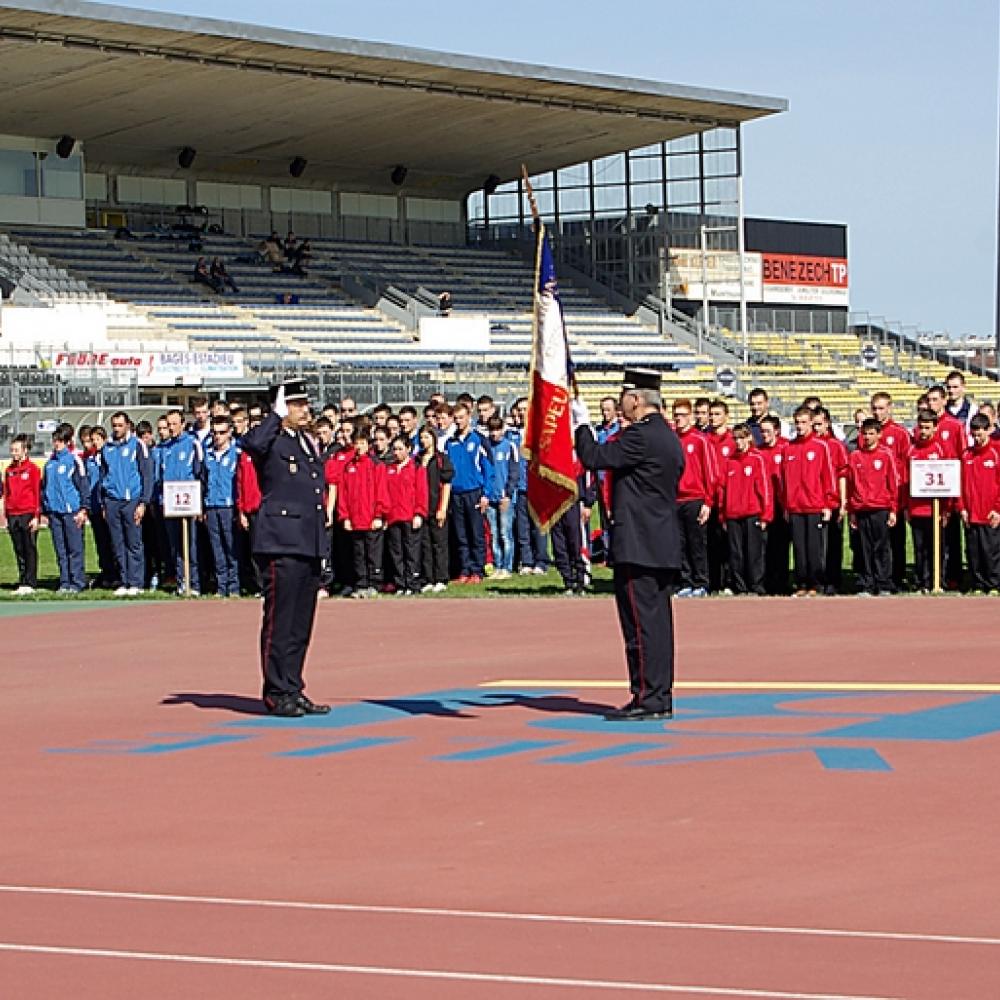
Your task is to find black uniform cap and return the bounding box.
[269,378,309,404]
[622,368,662,392]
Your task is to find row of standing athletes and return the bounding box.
[665,397,1000,597]
[0,406,594,597]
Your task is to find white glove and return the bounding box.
[570,398,591,431]
[273,385,289,419]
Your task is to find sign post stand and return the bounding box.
[163,480,203,598]
[910,459,961,595]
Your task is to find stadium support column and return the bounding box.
[736,130,748,366]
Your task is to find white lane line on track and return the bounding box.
[0,941,900,999]
[0,885,997,948]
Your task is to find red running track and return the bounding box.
[1,595,999,998]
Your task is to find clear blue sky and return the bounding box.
[94,0,999,337]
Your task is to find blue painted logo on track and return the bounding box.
[45,688,1000,773]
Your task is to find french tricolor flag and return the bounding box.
[522,225,579,532]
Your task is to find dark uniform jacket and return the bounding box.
[241,412,327,558]
[575,410,684,569]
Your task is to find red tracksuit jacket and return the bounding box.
[907,439,950,517]
[879,419,912,501]
[721,448,773,522]
[758,438,788,509]
[706,429,736,505]
[932,413,967,460]
[235,449,262,514]
[1,458,42,517]
[847,445,900,513]
[338,453,389,529]
[385,458,429,524]
[783,434,839,514]
[959,443,1000,524]
[676,426,719,505]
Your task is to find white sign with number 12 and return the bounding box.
[163,480,203,518]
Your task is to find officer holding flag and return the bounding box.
[573,369,684,721]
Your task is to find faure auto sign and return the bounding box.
[50,351,243,383]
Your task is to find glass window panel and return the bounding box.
[532,188,555,217]
[704,151,738,177]
[667,134,698,154]
[704,178,737,205]
[41,154,82,199]
[527,171,554,191]
[627,154,663,183]
[703,128,737,151]
[467,191,485,224]
[557,163,589,186]
[666,179,700,207]
[630,182,663,211]
[558,186,590,216]
[593,185,626,213]
[488,192,520,221]
[633,142,662,156]
[592,154,625,185]
[665,152,699,180]
[0,150,38,197]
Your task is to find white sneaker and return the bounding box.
[14,585,34,596]
[420,583,434,593]
[493,569,511,580]
[127,587,142,596]
[519,566,534,576]
[433,582,447,593]
[316,588,329,600]
[114,586,129,597]
[532,566,546,575]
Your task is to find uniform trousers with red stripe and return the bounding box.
[257,554,320,706]
[612,562,676,713]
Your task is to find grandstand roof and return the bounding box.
[0,0,786,197]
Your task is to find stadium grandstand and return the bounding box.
[0,0,996,448]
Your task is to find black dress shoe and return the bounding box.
[604,704,673,722]
[267,696,306,718]
[297,694,330,715]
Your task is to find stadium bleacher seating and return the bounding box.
[2,225,996,420]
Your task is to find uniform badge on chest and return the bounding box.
[289,457,298,475]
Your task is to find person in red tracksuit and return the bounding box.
[926,384,968,588]
[847,418,900,596]
[705,399,736,592]
[720,424,772,595]
[871,391,913,590]
[324,426,357,594]
[759,415,790,594]
[907,411,950,592]
[385,436,429,594]
[338,428,389,597]
[236,443,263,594]
[783,406,839,595]
[671,398,718,597]
[958,413,1000,592]
[2,434,42,593]
[813,407,848,594]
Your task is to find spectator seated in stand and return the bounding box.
[210,257,239,295]
[192,256,216,291]
[289,239,312,278]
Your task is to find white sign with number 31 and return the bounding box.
[909,459,961,499]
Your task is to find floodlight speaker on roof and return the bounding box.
[55,135,75,159]
[391,165,408,186]
[484,174,501,196]
[290,156,307,178]
[178,146,197,169]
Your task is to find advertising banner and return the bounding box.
[49,350,244,385]
[669,249,762,302]
[761,253,849,306]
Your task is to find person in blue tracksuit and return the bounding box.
[200,415,241,597]
[483,415,519,577]
[444,402,493,581]
[101,411,153,594]
[42,425,91,592]
[85,425,119,588]
[509,397,549,574]
[159,408,204,595]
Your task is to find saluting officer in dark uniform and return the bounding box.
[241,379,330,717]
[574,369,684,721]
